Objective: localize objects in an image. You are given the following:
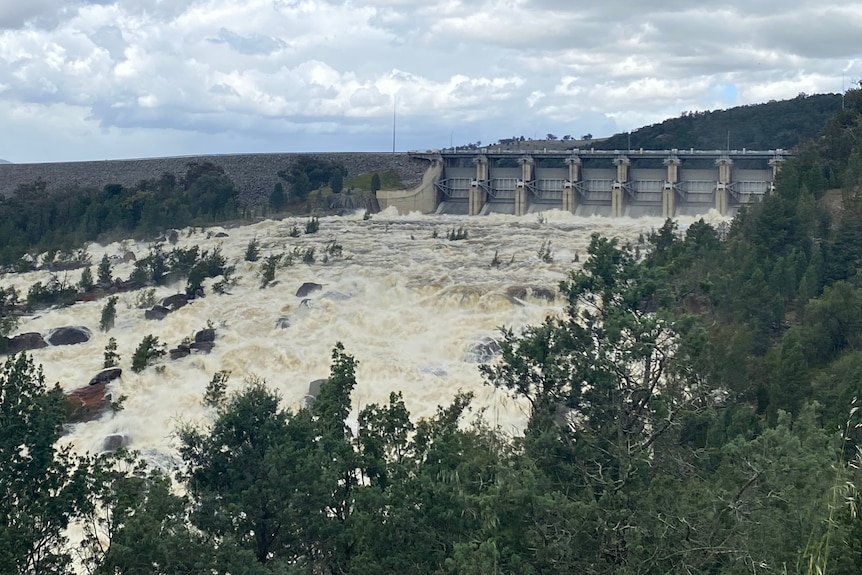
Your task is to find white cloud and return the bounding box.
[0,0,860,161]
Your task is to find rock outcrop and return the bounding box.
[66,382,112,423]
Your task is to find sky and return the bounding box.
[0,0,860,163]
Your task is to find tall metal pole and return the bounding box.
[392,96,396,154]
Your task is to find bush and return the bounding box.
[245,237,261,262]
[305,217,320,234]
[103,337,120,368]
[100,296,119,332]
[131,335,166,373]
[260,254,281,288]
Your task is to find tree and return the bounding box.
[103,337,120,368]
[131,335,165,373]
[370,173,381,194]
[330,172,344,194]
[97,254,112,286]
[99,296,118,332]
[0,353,95,574]
[269,182,286,213]
[79,266,94,292]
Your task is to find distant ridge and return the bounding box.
[0,159,11,164]
[594,93,843,152]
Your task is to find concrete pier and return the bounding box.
[715,157,733,215]
[662,156,681,219]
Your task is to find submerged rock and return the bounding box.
[88,367,122,386]
[102,434,130,452]
[161,293,189,311]
[47,326,92,346]
[195,328,216,343]
[66,382,112,423]
[169,345,190,360]
[465,337,501,363]
[145,305,170,320]
[275,317,291,329]
[305,378,326,407]
[3,332,48,354]
[296,282,323,298]
[505,285,556,304]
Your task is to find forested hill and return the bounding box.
[595,92,843,151]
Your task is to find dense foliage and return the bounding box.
[0,162,240,267]
[596,92,844,151]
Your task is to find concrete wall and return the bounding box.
[0,152,428,209]
[377,160,443,214]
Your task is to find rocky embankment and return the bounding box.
[0,152,429,209]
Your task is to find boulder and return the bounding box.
[275,317,291,329]
[505,285,556,304]
[465,337,501,363]
[169,345,191,360]
[4,332,48,354]
[145,305,170,320]
[161,293,189,311]
[215,231,229,238]
[322,290,350,302]
[88,367,122,386]
[122,251,136,262]
[66,382,112,423]
[102,434,129,452]
[47,326,92,346]
[190,341,214,354]
[305,378,327,407]
[194,328,216,343]
[296,282,323,298]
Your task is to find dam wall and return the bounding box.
[0,153,428,208]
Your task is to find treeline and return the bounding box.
[0,162,240,267]
[596,92,844,151]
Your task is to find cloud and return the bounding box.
[0,0,860,162]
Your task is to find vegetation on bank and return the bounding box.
[595,92,846,151]
[5,88,862,573]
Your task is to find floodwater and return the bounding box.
[1,208,725,466]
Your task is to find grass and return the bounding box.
[345,170,402,190]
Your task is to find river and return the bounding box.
[1,208,724,466]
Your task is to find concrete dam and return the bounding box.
[0,148,788,218]
[378,148,790,218]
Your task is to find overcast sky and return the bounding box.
[0,0,859,163]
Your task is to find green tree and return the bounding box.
[269,182,286,213]
[79,266,94,292]
[130,335,165,373]
[0,353,95,574]
[97,254,113,286]
[99,296,119,332]
[103,337,120,368]
[330,172,344,194]
[370,173,381,193]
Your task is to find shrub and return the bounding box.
[131,334,166,373]
[305,216,320,234]
[103,337,120,368]
[245,237,261,262]
[100,296,119,332]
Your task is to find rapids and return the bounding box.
[1,209,726,464]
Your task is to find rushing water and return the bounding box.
[2,208,725,465]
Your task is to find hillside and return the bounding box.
[0,159,11,164]
[594,93,843,151]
